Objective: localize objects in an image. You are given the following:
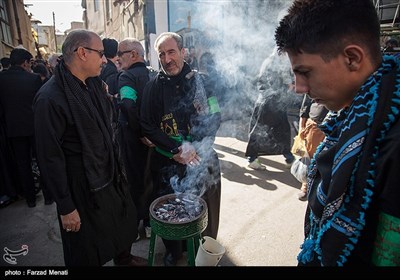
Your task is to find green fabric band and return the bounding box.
[155,135,192,158]
[155,147,174,159]
[207,96,220,114]
[120,86,137,101]
[371,211,400,266]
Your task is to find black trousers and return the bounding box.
[8,136,35,203]
[0,123,17,198]
[119,124,150,224]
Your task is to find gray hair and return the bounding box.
[154,32,183,51]
[48,53,61,68]
[119,38,145,58]
[62,29,98,64]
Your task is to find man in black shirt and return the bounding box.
[33,29,146,266]
[141,32,222,266]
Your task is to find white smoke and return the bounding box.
[178,0,294,126]
[167,0,299,195]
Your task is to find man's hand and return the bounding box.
[172,142,201,166]
[61,209,81,233]
[140,137,156,147]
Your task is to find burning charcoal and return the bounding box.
[178,212,190,219]
[182,197,194,204]
[163,203,175,211]
[152,194,205,223]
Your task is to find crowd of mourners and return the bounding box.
[1,0,399,268]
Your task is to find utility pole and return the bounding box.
[53,12,58,52]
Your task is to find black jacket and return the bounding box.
[140,63,221,155]
[0,66,42,137]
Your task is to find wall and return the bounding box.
[1,0,35,58]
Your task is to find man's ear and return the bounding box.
[343,45,364,71]
[76,47,88,61]
[22,60,31,72]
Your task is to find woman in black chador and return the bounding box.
[245,50,295,170]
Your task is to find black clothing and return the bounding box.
[33,64,137,266]
[188,57,199,71]
[245,97,292,157]
[100,59,118,83]
[8,136,36,203]
[101,59,119,98]
[100,59,120,116]
[58,155,136,266]
[0,66,42,137]
[56,61,118,193]
[0,105,17,199]
[0,65,42,203]
[245,64,294,158]
[118,62,150,134]
[300,97,328,125]
[141,64,221,154]
[298,57,400,266]
[141,63,222,260]
[117,62,151,222]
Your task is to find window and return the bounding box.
[94,0,100,12]
[106,0,111,21]
[0,0,11,44]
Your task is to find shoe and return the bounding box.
[114,254,147,266]
[297,191,307,201]
[1,195,20,208]
[0,198,12,209]
[145,226,152,238]
[163,252,178,266]
[248,159,266,170]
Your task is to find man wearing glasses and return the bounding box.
[116,38,154,241]
[33,29,147,266]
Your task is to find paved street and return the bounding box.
[0,119,307,268]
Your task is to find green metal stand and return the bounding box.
[147,229,201,266]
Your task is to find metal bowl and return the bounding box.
[149,193,208,240]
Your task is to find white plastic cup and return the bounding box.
[195,236,225,266]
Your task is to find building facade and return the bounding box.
[0,0,35,58]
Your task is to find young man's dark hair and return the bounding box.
[102,38,118,59]
[386,38,399,48]
[1,57,11,69]
[32,63,49,81]
[10,48,33,66]
[275,0,381,64]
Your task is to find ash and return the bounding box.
[153,197,204,223]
